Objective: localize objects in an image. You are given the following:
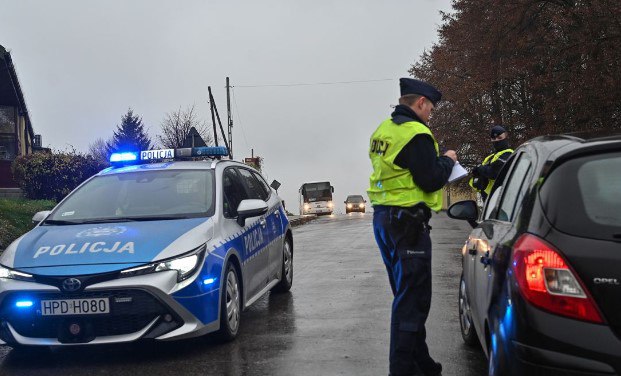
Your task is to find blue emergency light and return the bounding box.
[15,300,34,308]
[203,277,217,286]
[109,152,139,163]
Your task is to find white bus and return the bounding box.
[299,181,334,215]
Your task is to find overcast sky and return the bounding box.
[1,0,453,213]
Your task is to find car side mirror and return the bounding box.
[331,186,334,193]
[236,199,268,227]
[32,211,51,225]
[447,200,479,228]
[270,180,281,191]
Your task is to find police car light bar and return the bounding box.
[110,147,229,165]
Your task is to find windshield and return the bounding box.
[46,170,214,224]
[302,182,332,201]
[346,195,364,203]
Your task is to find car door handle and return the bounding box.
[480,251,492,267]
[259,218,267,227]
[275,210,280,217]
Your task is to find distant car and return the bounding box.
[344,195,366,214]
[448,133,621,375]
[0,147,293,347]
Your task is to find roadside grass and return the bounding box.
[0,198,56,249]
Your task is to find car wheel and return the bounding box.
[459,273,478,346]
[216,263,241,341]
[272,237,293,293]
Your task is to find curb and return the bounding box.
[289,215,318,227]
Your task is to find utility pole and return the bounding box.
[226,77,233,159]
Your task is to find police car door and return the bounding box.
[473,153,533,336]
[222,167,268,301]
[236,168,273,295]
[249,171,283,283]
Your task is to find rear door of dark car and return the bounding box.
[539,149,621,334]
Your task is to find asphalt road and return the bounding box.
[0,212,487,376]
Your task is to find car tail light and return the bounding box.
[512,234,604,324]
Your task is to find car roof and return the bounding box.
[97,159,252,176]
[520,131,621,161]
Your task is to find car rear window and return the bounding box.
[540,151,621,240]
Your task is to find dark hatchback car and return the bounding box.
[344,195,367,213]
[448,133,621,375]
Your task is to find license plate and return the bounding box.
[40,298,110,316]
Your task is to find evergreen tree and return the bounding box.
[107,108,152,154]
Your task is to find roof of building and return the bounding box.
[0,44,35,141]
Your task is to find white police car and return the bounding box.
[0,147,293,346]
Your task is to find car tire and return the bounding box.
[362,209,365,213]
[459,273,478,346]
[216,262,241,342]
[271,237,293,293]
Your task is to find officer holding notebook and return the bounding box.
[368,78,457,376]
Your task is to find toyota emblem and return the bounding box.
[62,278,82,292]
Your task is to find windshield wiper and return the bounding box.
[79,216,186,224]
[42,219,82,226]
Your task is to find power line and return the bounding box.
[235,78,395,88]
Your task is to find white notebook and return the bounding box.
[449,162,469,183]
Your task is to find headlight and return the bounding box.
[327,201,334,208]
[359,203,365,208]
[0,265,34,282]
[304,204,310,210]
[120,246,205,282]
[347,203,353,208]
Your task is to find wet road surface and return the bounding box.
[0,213,487,375]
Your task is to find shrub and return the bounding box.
[11,152,108,202]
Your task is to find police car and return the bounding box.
[0,146,293,347]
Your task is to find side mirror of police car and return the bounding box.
[270,180,281,191]
[447,200,479,228]
[236,199,269,227]
[32,210,51,225]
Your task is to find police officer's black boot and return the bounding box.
[419,360,442,376]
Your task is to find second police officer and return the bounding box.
[368,78,457,376]
[469,125,513,202]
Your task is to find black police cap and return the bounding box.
[399,78,442,106]
[490,125,507,138]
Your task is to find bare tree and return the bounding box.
[158,105,213,149]
[88,137,110,165]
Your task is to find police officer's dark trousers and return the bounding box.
[373,206,435,376]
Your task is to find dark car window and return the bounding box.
[495,154,532,222]
[223,168,249,218]
[540,151,621,240]
[251,171,272,200]
[237,168,268,201]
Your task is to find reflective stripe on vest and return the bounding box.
[367,118,442,211]
[469,148,514,195]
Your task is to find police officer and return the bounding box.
[469,125,513,202]
[368,78,456,376]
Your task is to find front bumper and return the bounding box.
[0,270,220,346]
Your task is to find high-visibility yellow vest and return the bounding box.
[367,118,442,211]
[469,149,514,195]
